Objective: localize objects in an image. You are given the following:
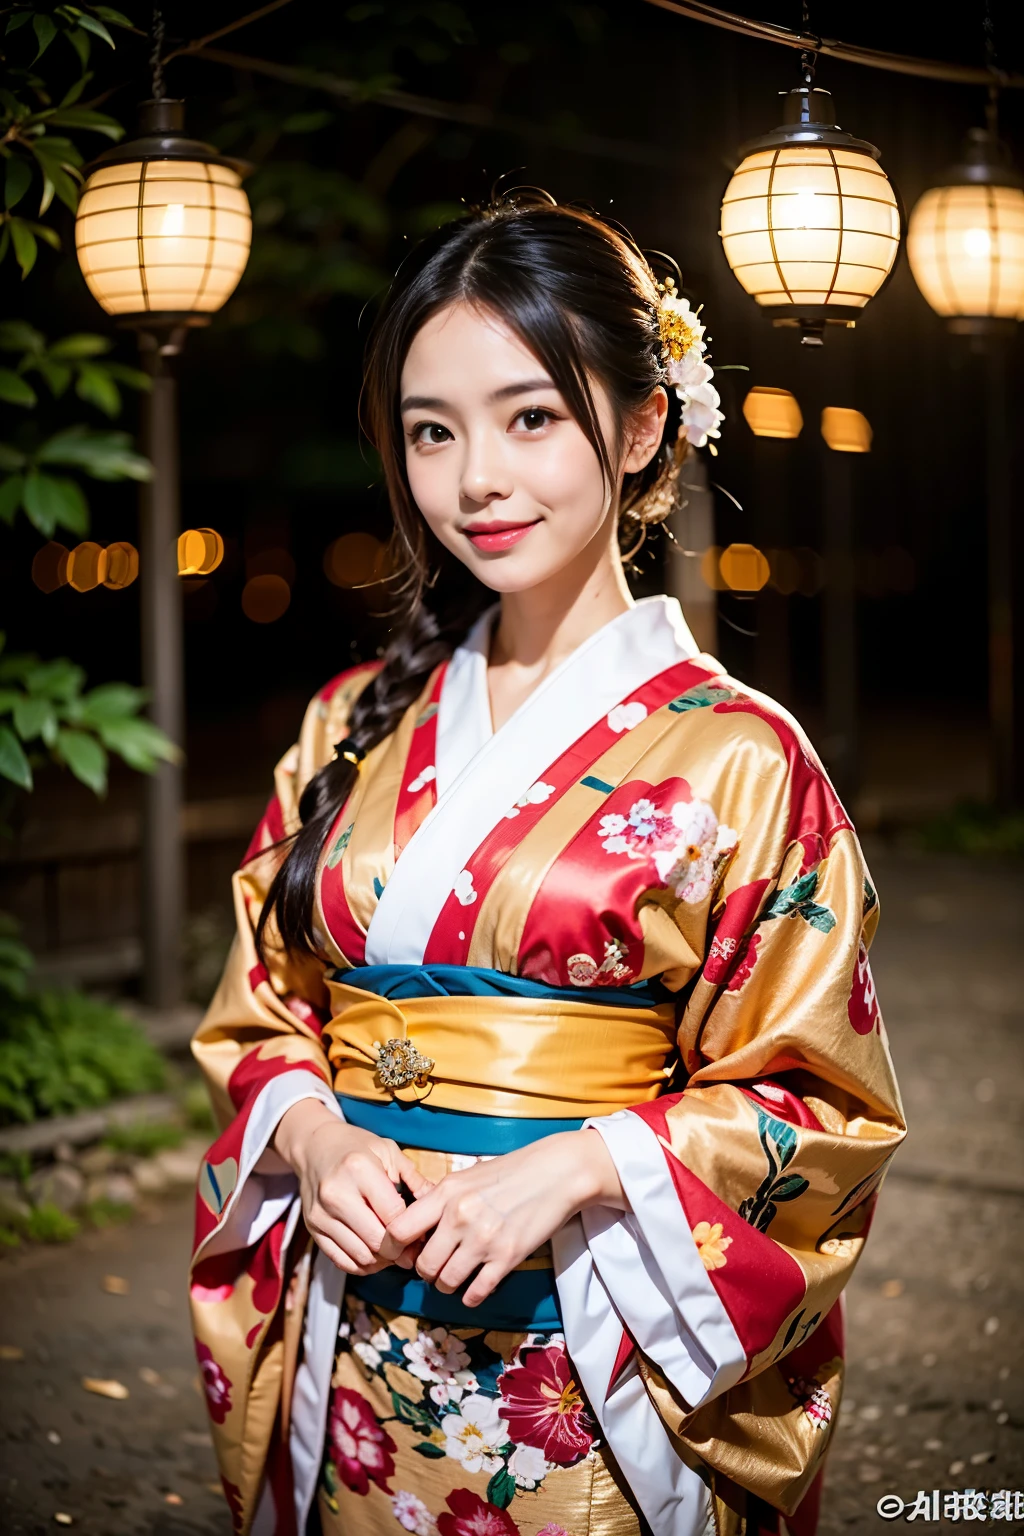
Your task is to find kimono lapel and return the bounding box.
[363,594,699,965]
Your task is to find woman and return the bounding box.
[190,195,905,1536]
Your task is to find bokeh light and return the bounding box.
[242,574,291,623]
[103,542,139,590]
[719,543,771,592]
[821,406,873,453]
[246,547,296,584]
[31,542,70,594]
[66,542,106,592]
[742,387,804,439]
[324,532,389,588]
[767,547,801,595]
[177,528,224,577]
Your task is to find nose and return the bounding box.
[459,427,513,508]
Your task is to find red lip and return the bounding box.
[462,519,538,534]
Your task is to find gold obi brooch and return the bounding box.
[322,978,679,1119]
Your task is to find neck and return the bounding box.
[489,510,632,676]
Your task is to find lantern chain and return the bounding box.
[799,0,817,89]
[983,0,1000,134]
[150,4,166,101]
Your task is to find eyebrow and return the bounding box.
[400,377,557,412]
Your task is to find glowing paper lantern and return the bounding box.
[907,129,1024,332]
[742,387,804,439]
[75,100,251,323]
[177,527,224,576]
[720,87,900,345]
[821,407,872,453]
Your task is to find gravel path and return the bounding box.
[1,849,1021,1534]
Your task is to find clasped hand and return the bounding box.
[274,1101,627,1308]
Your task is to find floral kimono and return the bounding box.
[190,594,906,1536]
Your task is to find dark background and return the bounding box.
[3,0,1023,947]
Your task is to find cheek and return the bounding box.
[405,448,456,541]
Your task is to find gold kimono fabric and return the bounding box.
[189,654,906,1536]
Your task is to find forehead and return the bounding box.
[400,301,548,398]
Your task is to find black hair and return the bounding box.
[256,192,680,963]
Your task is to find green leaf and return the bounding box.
[34,360,71,396]
[6,12,33,33]
[47,106,123,139]
[0,368,36,407]
[104,362,150,391]
[411,1440,446,1458]
[96,717,180,770]
[32,13,57,60]
[90,5,136,26]
[37,427,150,482]
[0,444,28,472]
[0,725,32,790]
[0,320,44,352]
[12,695,56,742]
[63,25,90,68]
[4,155,32,211]
[47,333,110,360]
[771,1174,810,1202]
[79,683,147,720]
[57,727,107,795]
[9,218,37,278]
[0,475,24,524]
[22,471,88,537]
[24,658,85,701]
[73,13,115,46]
[485,1468,517,1509]
[75,362,120,416]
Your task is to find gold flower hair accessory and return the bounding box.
[657,276,724,453]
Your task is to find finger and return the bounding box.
[395,1152,434,1199]
[387,1184,448,1247]
[435,1246,485,1295]
[414,1225,461,1285]
[462,1261,507,1308]
[357,1158,413,1228]
[309,1211,377,1270]
[312,1230,358,1275]
[393,1240,424,1270]
[316,1193,386,1259]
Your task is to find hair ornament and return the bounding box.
[657,276,725,454]
[334,738,366,769]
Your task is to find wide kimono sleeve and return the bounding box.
[553,713,907,1534]
[188,663,378,1536]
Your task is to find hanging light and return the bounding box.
[906,127,1024,333]
[742,386,804,439]
[719,74,901,345]
[75,99,251,325]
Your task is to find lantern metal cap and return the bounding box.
[938,127,1024,191]
[737,87,881,161]
[87,98,249,176]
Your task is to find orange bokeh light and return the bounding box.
[242,574,291,623]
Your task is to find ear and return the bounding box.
[622,386,669,475]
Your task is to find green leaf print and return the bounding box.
[738,1108,810,1233]
[389,1388,436,1434]
[762,870,836,935]
[326,822,353,869]
[487,1467,518,1509]
[412,1441,446,1458]
[667,683,735,714]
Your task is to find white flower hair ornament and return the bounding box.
[657,277,725,453]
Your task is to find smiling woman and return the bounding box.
[188,192,905,1536]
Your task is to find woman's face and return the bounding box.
[399,301,665,593]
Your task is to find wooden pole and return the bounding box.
[822,445,859,807]
[137,330,185,1010]
[985,338,1016,807]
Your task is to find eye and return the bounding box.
[512,407,554,433]
[412,422,453,446]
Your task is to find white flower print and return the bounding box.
[403,1329,476,1405]
[753,1080,787,1103]
[453,869,477,906]
[351,1313,391,1371]
[440,1392,510,1474]
[406,765,437,795]
[505,780,556,817]
[509,1442,549,1488]
[599,795,737,904]
[392,1489,436,1534]
[607,701,648,733]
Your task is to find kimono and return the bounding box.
[189,593,906,1536]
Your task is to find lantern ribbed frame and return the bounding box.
[720,144,901,316]
[907,182,1024,320]
[75,157,251,319]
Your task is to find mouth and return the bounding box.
[462,518,541,552]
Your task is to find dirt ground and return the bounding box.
[1,847,1021,1535]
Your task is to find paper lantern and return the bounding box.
[720,86,901,345]
[906,129,1024,332]
[75,100,251,324]
[821,407,872,453]
[742,386,804,439]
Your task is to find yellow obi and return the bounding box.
[322,977,679,1119]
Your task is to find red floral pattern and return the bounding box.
[196,1341,232,1424]
[726,931,761,991]
[437,1488,520,1535]
[497,1341,595,1466]
[327,1386,397,1496]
